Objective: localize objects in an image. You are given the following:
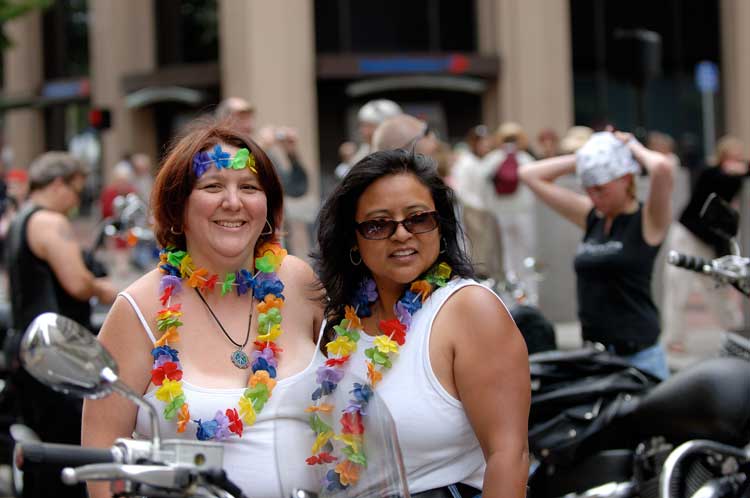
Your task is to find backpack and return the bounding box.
[492,149,520,195]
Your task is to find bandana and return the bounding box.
[576,132,639,188]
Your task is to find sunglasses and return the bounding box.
[355,211,440,240]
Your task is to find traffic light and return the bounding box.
[88,108,111,131]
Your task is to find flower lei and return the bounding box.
[193,144,257,178]
[305,262,453,490]
[152,241,287,441]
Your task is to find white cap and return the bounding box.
[576,131,640,188]
[357,99,403,125]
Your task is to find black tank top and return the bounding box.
[573,206,661,354]
[6,204,91,331]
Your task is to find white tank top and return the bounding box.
[120,292,325,498]
[347,278,501,493]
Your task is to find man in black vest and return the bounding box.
[6,151,117,498]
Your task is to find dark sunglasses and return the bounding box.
[355,211,440,240]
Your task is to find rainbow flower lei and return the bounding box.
[152,242,287,441]
[305,261,453,490]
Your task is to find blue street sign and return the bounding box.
[695,61,719,94]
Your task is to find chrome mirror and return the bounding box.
[20,312,118,399]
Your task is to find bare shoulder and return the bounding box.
[27,210,72,242]
[106,269,163,332]
[437,282,518,341]
[99,285,156,355]
[278,254,325,302]
[443,283,510,321]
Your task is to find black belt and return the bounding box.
[583,338,655,356]
[412,483,481,498]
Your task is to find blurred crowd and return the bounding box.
[0,95,744,351]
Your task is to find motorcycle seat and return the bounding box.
[628,357,750,446]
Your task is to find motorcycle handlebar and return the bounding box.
[17,442,119,470]
[201,468,249,498]
[667,251,712,273]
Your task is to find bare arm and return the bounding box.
[518,154,592,230]
[445,287,531,498]
[616,132,676,245]
[82,294,154,498]
[27,211,117,303]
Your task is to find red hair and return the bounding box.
[151,117,283,250]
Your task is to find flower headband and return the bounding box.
[193,144,257,178]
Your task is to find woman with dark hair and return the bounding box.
[313,149,530,498]
[82,119,324,498]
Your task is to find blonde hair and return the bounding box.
[711,135,744,166]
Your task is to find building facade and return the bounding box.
[1,0,747,320]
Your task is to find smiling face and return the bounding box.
[183,142,268,266]
[354,172,440,291]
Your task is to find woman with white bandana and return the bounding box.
[519,131,675,379]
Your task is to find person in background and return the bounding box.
[82,119,324,498]
[216,97,311,256]
[216,97,308,199]
[315,148,530,498]
[131,153,154,203]
[100,159,136,220]
[215,97,256,137]
[537,128,561,159]
[559,126,594,155]
[661,135,747,353]
[333,141,357,179]
[520,131,675,379]
[647,131,681,169]
[481,122,537,292]
[6,168,29,205]
[452,124,505,283]
[6,151,117,498]
[337,98,403,178]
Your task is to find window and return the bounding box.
[155,0,218,65]
[315,0,475,53]
[42,0,89,79]
[570,0,721,155]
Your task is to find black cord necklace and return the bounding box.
[194,287,253,369]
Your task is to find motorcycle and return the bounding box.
[527,194,750,498]
[12,312,409,498]
[657,193,750,498]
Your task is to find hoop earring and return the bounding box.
[349,247,362,266]
[261,219,273,236]
[170,225,183,235]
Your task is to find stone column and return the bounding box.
[721,0,750,146]
[477,0,577,322]
[478,0,573,139]
[89,0,157,181]
[3,12,44,169]
[218,0,319,257]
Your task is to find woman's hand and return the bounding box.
[722,158,749,175]
[613,130,634,144]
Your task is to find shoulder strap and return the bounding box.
[118,291,157,344]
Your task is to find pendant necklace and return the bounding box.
[194,287,253,369]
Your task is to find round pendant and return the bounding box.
[231,350,250,369]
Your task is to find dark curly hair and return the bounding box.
[313,148,474,352]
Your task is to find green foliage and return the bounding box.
[0,0,53,50]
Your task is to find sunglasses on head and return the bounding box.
[355,211,440,240]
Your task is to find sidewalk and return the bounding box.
[553,285,745,373]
